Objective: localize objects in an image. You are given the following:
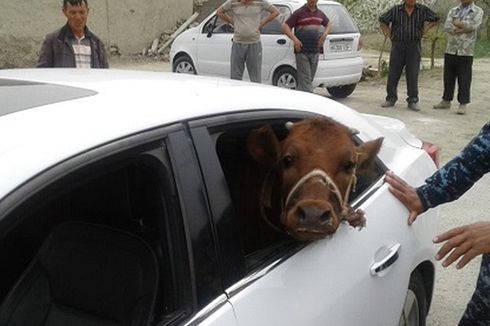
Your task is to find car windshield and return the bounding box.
[319,4,359,34]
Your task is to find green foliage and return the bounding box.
[474,38,490,57]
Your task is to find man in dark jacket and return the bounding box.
[37,0,108,68]
[385,121,490,325]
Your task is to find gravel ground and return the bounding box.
[111,50,490,325]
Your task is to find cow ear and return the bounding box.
[247,125,281,168]
[356,137,383,172]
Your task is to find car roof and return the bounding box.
[0,69,386,201]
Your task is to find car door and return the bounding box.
[196,15,234,77]
[189,110,430,325]
[259,5,293,83]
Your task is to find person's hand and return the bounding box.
[293,39,303,52]
[454,27,464,34]
[384,171,424,225]
[433,221,490,269]
[318,35,327,48]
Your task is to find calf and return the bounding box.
[247,117,383,241]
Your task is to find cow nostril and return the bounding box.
[320,211,331,223]
[298,207,306,221]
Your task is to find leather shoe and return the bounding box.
[433,100,451,109]
[381,101,395,108]
[407,103,420,112]
[457,104,467,115]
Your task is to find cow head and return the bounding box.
[247,118,383,241]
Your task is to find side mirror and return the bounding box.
[206,24,214,38]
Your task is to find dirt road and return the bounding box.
[111,52,490,325]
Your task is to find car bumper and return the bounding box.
[313,56,364,87]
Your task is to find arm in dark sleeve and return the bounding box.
[36,36,54,68]
[285,9,299,29]
[424,6,440,23]
[99,42,109,68]
[417,122,490,210]
[379,7,394,24]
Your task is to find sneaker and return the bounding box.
[433,100,451,109]
[407,102,420,112]
[381,101,395,108]
[457,104,467,115]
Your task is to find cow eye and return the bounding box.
[282,154,294,168]
[344,162,355,173]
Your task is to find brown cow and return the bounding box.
[247,117,383,241]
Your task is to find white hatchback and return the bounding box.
[170,0,364,98]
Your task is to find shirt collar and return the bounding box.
[457,2,475,12]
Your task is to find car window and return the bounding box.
[261,5,291,35]
[319,4,359,34]
[0,142,189,325]
[203,15,234,34]
[194,112,385,273]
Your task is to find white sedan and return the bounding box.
[0,69,438,326]
[170,0,364,98]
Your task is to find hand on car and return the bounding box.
[384,171,424,225]
[433,221,490,269]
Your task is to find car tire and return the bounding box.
[326,84,357,98]
[398,271,428,326]
[173,55,196,75]
[273,67,297,89]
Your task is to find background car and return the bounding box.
[170,0,363,98]
[0,69,438,326]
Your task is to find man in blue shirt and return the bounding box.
[385,121,490,325]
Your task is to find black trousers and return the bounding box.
[386,41,421,104]
[442,53,473,105]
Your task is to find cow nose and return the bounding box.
[297,205,332,225]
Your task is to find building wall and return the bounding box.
[0,0,193,68]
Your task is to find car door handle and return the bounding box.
[277,39,287,45]
[370,243,401,276]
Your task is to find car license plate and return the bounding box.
[329,41,352,52]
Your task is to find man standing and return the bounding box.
[217,0,279,83]
[433,0,483,115]
[37,0,108,68]
[379,0,439,111]
[282,0,332,93]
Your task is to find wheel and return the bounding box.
[173,55,196,74]
[398,271,428,326]
[326,83,357,98]
[273,67,297,89]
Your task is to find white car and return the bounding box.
[170,0,363,98]
[0,69,438,326]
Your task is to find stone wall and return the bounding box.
[0,0,193,68]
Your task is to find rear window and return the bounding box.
[319,4,359,34]
[0,79,96,117]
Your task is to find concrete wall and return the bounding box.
[0,0,193,68]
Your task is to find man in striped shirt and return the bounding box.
[379,0,439,111]
[282,0,331,92]
[37,0,108,68]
